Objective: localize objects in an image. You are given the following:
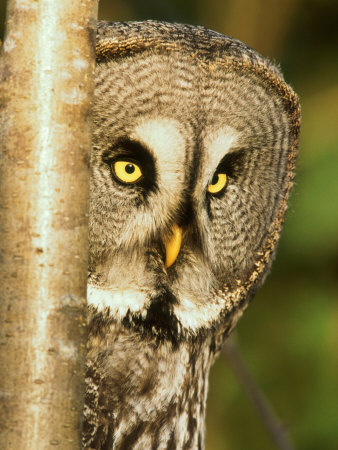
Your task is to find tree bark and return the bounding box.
[0,1,98,448]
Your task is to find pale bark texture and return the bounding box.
[0,0,98,448]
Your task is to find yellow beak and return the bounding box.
[165,223,183,268]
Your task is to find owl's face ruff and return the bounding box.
[88,22,300,343]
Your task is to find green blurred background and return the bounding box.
[1,0,337,449]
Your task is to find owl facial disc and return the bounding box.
[88,21,301,341]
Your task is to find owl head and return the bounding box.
[88,21,300,344]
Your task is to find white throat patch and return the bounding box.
[87,283,227,334]
[87,284,149,320]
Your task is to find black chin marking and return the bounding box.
[122,290,180,346]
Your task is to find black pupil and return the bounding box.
[211,173,219,185]
[125,164,135,174]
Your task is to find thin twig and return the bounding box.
[222,336,295,450]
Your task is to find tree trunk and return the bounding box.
[0,1,98,448]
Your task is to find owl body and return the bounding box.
[84,21,300,448]
[84,319,219,448]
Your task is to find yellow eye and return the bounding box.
[207,173,227,194]
[113,160,142,184]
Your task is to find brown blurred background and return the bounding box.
[1,1,337,449]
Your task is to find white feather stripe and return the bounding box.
[87,284,148,319]
[173,296,226,330]
[88,284,227,332]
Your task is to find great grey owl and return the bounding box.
[84,21,300,449]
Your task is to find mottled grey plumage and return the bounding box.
[84,21,300,449]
